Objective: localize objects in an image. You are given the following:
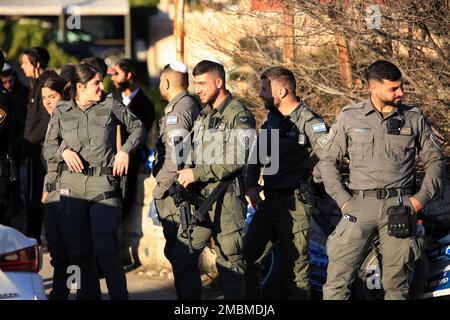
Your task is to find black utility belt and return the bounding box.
[58,163,113,176]
[263,188,297,200]
[351,187,415,199]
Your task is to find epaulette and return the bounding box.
[404,105,421,113]
[227,98,246,114]
[342,101,365,112]
[300,107,315,122]
[57,101,72,112]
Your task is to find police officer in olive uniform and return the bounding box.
[42,160,71,299]
[152,62,200,293]
[43,64,145,300]
[244,67,329,300]
[0,52,18,226]
[175,60,256,300]
[319,60,446,300]
[40,74,71,300]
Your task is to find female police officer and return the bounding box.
[40,74,72,299]
[43,64,145,300]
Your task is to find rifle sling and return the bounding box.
[194,179,234,222]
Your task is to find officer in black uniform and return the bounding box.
[0,52,18,226]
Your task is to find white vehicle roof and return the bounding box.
[0,225,37,255]
[0,0,129,16]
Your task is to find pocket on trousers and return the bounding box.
[326,223,345,257]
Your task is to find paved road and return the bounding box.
[39,252,178,300]
[39,252,222,300]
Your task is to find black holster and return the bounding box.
[0,156,18,182]
[9,158,19,183]
[297,175,317,205]
[387,205,416,238]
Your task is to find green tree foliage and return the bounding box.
[129,0,160,8]
[0,18,78,68]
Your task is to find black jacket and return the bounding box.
[119,88,155,157]
[127,88,155,133]
[23,77,50,154]
[0,85,15,156]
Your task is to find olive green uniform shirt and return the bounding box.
[43,95,146,167]
[319,98,446,208]
[191,92,256,187]
[153,91,200,199]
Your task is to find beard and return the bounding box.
[392,98,402,106]
[263,99,277,112]
[381,96,402,107]
[115,80,130,91]
[159,92,168,102]
[203,90,220,106]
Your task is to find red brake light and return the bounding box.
[0,245,40,273]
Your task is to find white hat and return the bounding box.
[204,58,223,65]
[169,61,188,73]
[2,63,11,72]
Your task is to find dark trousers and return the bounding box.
[25,153,45,243]
[155,197,182,295]
[243,194,311,300]
[44,192,71,300]
[121,155,141,220]
[59,172,128,300]
[0,177,9,224]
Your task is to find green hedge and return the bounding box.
[0,18,78,68]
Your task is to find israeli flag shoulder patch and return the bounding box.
[167,115,178,125]
[312,122,327,133]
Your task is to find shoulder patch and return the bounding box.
[236,114,252,125]
[317,128,336,151]
[0,107,7,125]
[312,122,327,133]
[167,128,186,146]
[429,132,442,150]
[236,109,255,126]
